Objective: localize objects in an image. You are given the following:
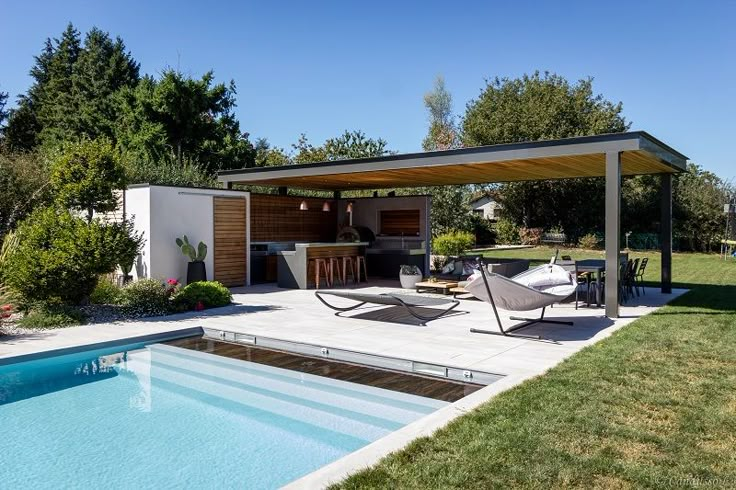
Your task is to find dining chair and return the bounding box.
[635,257,648,294]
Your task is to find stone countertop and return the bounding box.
[276,242,369,255]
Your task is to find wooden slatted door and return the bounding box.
[213,197,247,287]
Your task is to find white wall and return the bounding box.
[471,196,501,220]
[125,185,250,283]
[125,187,151,280]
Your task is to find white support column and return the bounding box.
[605,151,621,318]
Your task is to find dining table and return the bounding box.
[556,255,629,307]
[573,259,606,307]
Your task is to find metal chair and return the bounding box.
[635,257,648,295]
[628,258,640,297]
[617,260,630,303]
[574,265,594,309]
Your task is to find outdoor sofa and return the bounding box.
[435,257,530,281]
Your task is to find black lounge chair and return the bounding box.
[315,291,460,325]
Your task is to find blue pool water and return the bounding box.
[0,340,447,489]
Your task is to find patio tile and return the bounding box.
[1,282,688,387]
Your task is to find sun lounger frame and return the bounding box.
[315,291,460,325]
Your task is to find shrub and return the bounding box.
[518,227,544,245]
[432,231,475,257]
[50,138,126,222]
[123,155,217,188]
[90,277,122,305]
[18,305,87,329]
[578,233,600,250]
[120,278,171,317]
[495,218,520,245]
[173,281,232,311]
[3,207,143,306]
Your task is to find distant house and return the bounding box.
[469,194,501,221]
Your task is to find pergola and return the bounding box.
[219,131,688,318]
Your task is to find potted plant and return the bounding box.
[399,264,422,289]
[175,235,208,284]
[119,259,134,284]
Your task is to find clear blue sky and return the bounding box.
[1,1,734,179]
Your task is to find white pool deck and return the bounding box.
[0,282,686,488]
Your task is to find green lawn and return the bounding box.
[334,248,736,489]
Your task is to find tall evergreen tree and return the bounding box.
[4,23,139,150]
[35,23,81,147]
[0,89,8,129]
[71,28,140,141]
[4,37,58,150]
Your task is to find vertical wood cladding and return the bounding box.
[379,209,421,236]
[250,194,337,242]
[213,197,247,286]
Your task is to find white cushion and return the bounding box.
[515,265,573,289]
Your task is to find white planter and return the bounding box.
[399,273,422,289]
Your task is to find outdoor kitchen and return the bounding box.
[249,194,431,288]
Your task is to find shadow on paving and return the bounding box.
[341,305,469,326]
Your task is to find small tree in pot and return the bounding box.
[399,264,422,289]
[176,235,208,284]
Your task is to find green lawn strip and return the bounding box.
[334,250,736,489]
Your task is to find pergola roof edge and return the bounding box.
[218,131,688,191]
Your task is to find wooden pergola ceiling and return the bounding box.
[218,131,688,191]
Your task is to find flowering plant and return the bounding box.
[1,304,12,319]
[164,278,181,298]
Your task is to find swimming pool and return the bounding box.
[0,338,452,489]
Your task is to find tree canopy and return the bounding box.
[423,76,460,152]
[2,23,254,177]
[4,24,139,150]
[417,76,471,236]
[462,71,630,241]
[50,138,126,222]
[116,70,255,174]
[254,130,389,168]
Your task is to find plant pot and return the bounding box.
[186,261,207,284]
[399,273,422,289]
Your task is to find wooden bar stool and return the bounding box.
[328,256,343,286]
[356,255,368,282]
[311,258,331,289]
[342,256,357,284]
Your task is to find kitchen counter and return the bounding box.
[277,242,368,289]
[277,242,369,256]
